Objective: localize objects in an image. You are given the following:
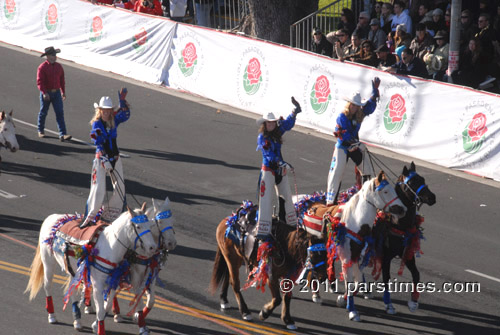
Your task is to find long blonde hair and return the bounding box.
[342,102,365,124]
[90,107,115,129]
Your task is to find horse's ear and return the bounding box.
[377,170,385,183]
[127,205,134,217]
[151,198,158,212]
[1,111,5,121]
[140,202,147,213]
[402,165,409,176]
[410,161,416,172]
[9,110,13,117]
[164,197,170,207]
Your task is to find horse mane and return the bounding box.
[274,222,309,265]
[340,178,372,223]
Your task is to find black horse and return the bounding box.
[374,162,436,314]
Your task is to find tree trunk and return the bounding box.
[243,0,318,46]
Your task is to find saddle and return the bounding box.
[56,218,109,246]
[225,204,259,262]
[304,204,343,238]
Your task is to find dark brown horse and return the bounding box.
[209,204,327,330]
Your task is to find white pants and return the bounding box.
[256,167,298,238]
[84,157,125,223]
[326,143,373,205]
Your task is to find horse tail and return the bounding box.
[209,246,229,295]
[25,244,44,301]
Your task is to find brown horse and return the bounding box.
[209,204,327,330]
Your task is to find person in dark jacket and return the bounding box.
[375,44,397,69]
[312,28,334,57]
[386,48,429,78]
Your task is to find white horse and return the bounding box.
[0,110,19,170]
[25,204,157,335]
[332,171,406,321]
[105,197,177,335]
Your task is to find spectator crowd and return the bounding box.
[311,0,500,92]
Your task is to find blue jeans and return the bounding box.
[38,91,67,137]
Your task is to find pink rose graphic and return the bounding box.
[182,43,197,68]
[388,93,406,122]
[135,28,147,46]
[6,0,16,13]
[468,113,488,142]
[92,16,103,33]
[47,4,58,25]
[246,58,262,85]
[314,75,331,103]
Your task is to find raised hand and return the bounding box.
[291,96,302,114]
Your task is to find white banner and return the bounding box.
[1,0,499,181]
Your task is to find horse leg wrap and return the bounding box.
[97,320,105,335]
[142,306,151,319]
[112,297,120,315]
[383,290,391,304]
[45,296,55,314]
[72,301,81,320]
[346,296,356,312]
[137,311,146,327]
[411,291,420,302]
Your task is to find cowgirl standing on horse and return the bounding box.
[326,77,381,206]
[80,88,130,228]
[255,97,302,242]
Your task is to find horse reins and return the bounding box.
[154,209,174,249]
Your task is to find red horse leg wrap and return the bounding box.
[46,296,55,314]
[137,311,146,328]
[85,286,92,306]
[97,320,105,335]
[112,297,120,315]
[142,306,151,318]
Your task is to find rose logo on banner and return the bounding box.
[45,3,58,33]
[178,42,198,77]
[89,16,103,43]
[243,57,262,95]
[132,27,148,51]
[3,0,16,20]
[462,113,488,154]
[384,93,407,134]
[310,75,331,114]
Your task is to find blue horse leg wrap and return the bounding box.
[72,301,81,320]
[347,296,356,312]
[383,290,391,304]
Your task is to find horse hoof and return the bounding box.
[336,295,346,308]
[286,323,297,330]
[91,320,98,333]
[349,311,361,322]
[220,302,230,310]
[133,312,139,324]
[139,326,150,335]
[385,303,396,315]
[114,314,124,323]
[85,305,94,314]
[48,313,57,324]
[408,300,419,312]
[242,313,253,321]
[74,319,83,331]
[312,293,322,305]
[259,310,269,321]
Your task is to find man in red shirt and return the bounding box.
[37,46,72,141]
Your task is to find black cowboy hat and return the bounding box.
[40,46,61,57]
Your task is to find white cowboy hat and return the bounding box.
[343,92,366,106]
[256,112,279,125]
[93,96,115,109]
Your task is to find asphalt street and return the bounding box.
[0,43,499,335]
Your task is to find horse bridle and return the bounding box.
[365,179,400,211]
[306,243,327,271]
[154,209,174,250]
[399,171,427,207]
